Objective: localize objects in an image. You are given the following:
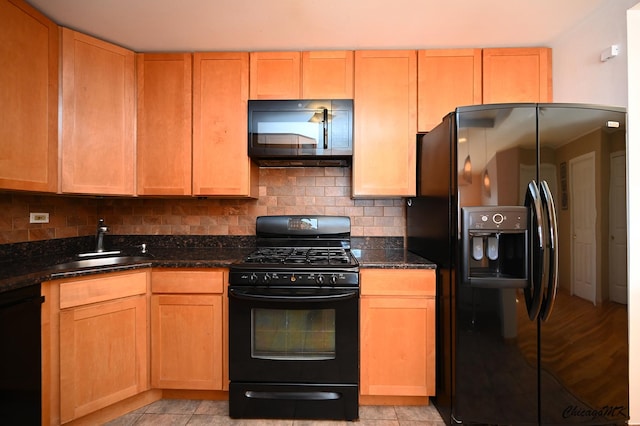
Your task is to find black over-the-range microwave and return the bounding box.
[248,99,353,167]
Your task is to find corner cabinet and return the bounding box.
[418,49,482,132]
[0,0,58,192]
[60,28,136,195]
[150,269,228,390]
[193,52,258,197]
[136,53,193,196]
[360,268,436,402]
[482,47,552,104]
[353,50,417,198]
[42,270,150,424]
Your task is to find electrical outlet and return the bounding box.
[29,212,49,224]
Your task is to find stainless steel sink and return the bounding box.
[50,256,151,271]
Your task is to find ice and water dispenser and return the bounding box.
[461,206,528,288]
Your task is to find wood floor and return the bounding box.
[516,287,628,410]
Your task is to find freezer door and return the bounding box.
[537,104,628,424]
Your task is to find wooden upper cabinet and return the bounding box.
[250,51,301,99]
[418,49,482,132]
[0,0,58,192]
[302,51,354,99]
[482,47,552,104]
[353,50,417,198]
[193,52,258,197]
[136,53,192,196]
[60,28,136,195]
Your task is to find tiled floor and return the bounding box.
[103,399,447,425]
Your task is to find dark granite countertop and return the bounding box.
[0,236,435,293]
[354,249,436,269]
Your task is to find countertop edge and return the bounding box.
[0,248,436,293]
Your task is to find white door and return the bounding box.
[570,152,597,305]
[609,152,627,304]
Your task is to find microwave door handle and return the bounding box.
[323,108,329,149]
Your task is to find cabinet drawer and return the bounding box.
[59,270,148,309]
[151,268,225,294]
[360,269,435,297]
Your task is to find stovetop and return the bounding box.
[229,215,359,287]
[243,247,357,266]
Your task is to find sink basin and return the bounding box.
[50,256,151,271]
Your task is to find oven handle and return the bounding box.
[228,288,358,303]
[245,390,340,401]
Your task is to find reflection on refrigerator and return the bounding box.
[407,103,628,425]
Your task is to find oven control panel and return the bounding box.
[229,271,359,286]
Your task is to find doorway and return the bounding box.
[609,151,627,304]
[569,152,596,305]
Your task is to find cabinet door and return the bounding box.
[360,269,435,398]
[249,51,301,99]
[353,50,417,197]
[418,49,482,132]
[0,0,58,192]
[482,47,553,104]
[361,296,435,397]
[193,52,258,197]
[59,295,148,422]
[302,51,354,99]
[60,28,136,195]
[151,294,224,390]
[137,53,192,195]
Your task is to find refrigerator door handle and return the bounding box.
[524,180,547,320]
[539,180,559,321]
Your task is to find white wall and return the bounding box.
[551,1,639,423]
[552,0,637,106]
[627,4,640,424]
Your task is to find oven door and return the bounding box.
[228,286,359,384]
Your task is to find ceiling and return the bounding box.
[26,0,611,52]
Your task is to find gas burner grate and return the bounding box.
[243,247,353,266]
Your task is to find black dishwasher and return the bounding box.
[0,284,44,425]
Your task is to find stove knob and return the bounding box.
[315,274,325,285]
[249,273,258,284]
[261,273,271,284]
[329,274,338,285]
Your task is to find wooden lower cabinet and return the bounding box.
[360,269,436,399]
[150,269,227,391]
[41,267,232,425]
[45,270,150,424]
[59,295,148,422]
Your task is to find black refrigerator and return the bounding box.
[407,103,629,425]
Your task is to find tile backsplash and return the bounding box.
[0,167,405,245]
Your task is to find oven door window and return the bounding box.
[252,308,335,360]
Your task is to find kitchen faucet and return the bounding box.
[96,218,109,253]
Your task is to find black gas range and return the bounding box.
[229,215,360,287]
[228,215,360,421]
